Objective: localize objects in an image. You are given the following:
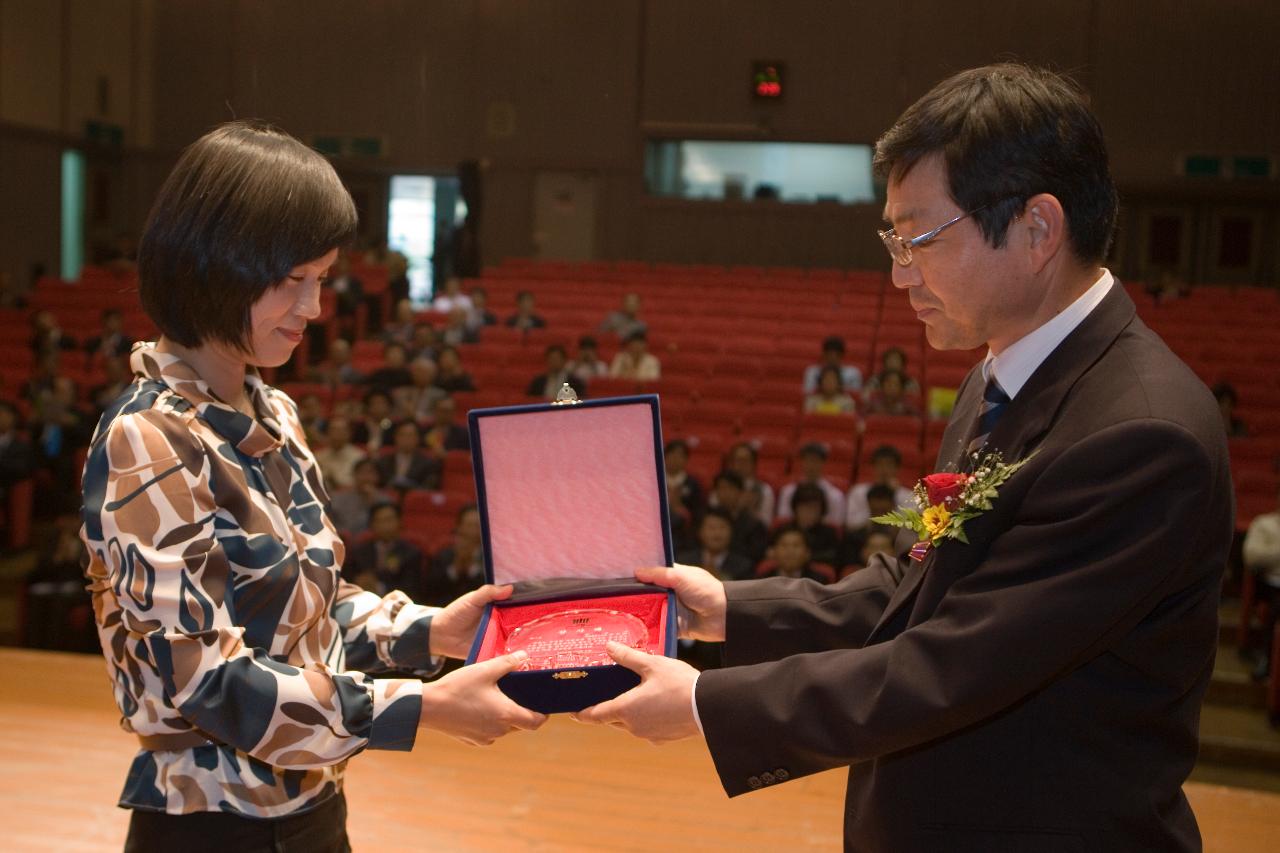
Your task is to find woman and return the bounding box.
[803,365,858,415]
[80,121,543,851]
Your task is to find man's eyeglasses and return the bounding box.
[877,201,1009,267]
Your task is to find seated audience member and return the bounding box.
[0,401,36,500]
[526,344,585,400]
[568,335,609,384]
[862,347,922,400]
[777,442,846,528]
[294,391,329,446]
[505,290,547,331]
[803,365,858,415]
[382,297,417,347]
[709,441,775,525]
[363,240,410,305]
[307,337,364,386]
[30,309,77,355]
[598,292,646,340]
[609,329,661,381]
[327,251,363,319]
[676,507,754,582]
[88,356,132,417]
[1212,382,1248,438]
[440,306,479,347]
[343,502,425,602]
[32,376,91,510]
[351,388,396,452]
[313,415,367,490]
[756,525,836,583]
[433,345,476,393]
[364,342,415,395]
[1146,268,1191,305]
[22,349,66,407]
[467,287,498,331]
[407,322,440,362]
[395,358,447,423]
[842,483,917,562]
[1243,485,1280,682]
[709,470,768,565]
[376,420,442,492]
[785,482,842,567]
[845,443,916,532]
[840,529,897,578]
[432,276,473,314]
[863,368,921,416]
[802,335,863,395]
[424,395,471,454]
[83,308,133,361]
[328,458,393,535]
[23,515,97,652]
[423,504,486,606]
[664,439,704,521]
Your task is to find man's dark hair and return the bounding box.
[138,120,357,349]
[545,344,567,359]
[874,63,1117,264]
[370,500,401,520]
[623,329,648,344]
[578,335,598,350]
[700,506,734,529]
[714,470,745,491]
[790,482,829,517]
[870,444,903,466]
[665,438,689,455]
[866,483,896,504]
[771,523,809,548]
[821,335,846,355]
[363,388,390,406]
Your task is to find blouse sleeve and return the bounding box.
[331,580,444,677]
[81,408,423,768]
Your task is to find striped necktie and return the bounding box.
[967,376,1011,456]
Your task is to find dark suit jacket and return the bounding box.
[344,538,425,603]
[696,286,1234,852]
[375,451,441,491]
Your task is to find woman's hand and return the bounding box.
[429,583,513,659]
[419,651,547,745]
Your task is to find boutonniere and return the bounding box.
[872,451,1034,561]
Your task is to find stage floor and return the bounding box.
[2,649,1277,851]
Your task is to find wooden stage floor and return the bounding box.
[2,649,1277,852]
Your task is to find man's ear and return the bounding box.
[1023,193,1067,273]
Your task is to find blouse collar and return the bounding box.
[130,341,285,458]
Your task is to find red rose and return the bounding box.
[923,473,968,508]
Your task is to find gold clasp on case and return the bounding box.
[552,670,589,680]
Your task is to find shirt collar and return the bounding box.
[130,341,285,457]
[982,269,1114,399]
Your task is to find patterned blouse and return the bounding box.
[80,343,440,818]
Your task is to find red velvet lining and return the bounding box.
[474,592,669,667]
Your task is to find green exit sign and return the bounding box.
[1183,155,1222,177]
[1232,156,1271,179]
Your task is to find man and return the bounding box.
[525,344,586,401]
[343,502,426,603]
[1243,485,1280,682]
[775,442,846,528]
[576,64,1233,852]
[375,420,442,492]
[676,507,753,583]
[844,444,916,533]
[801,335,862,395]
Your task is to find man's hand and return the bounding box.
[571,642,701,744]
[429,583,513,659]
[636,564,727,642]
[419,651,547,745]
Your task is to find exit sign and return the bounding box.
[752,62,784,99]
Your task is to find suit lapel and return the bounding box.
[866,283,1137,643]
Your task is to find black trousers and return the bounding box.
[124,791,350,853]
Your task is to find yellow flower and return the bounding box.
[922,504,952,539]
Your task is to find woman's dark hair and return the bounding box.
[790,482,828,518]
[873,63,1117,265]
[817,365,844,390]
[138,120,357,349]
